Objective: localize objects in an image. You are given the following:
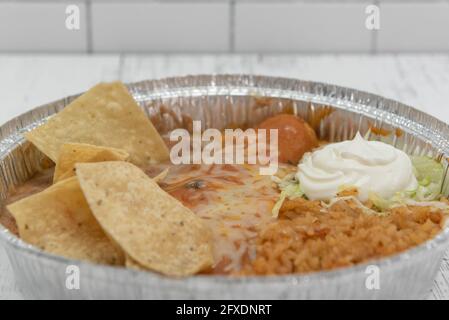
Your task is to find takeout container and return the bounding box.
[0,75,448,299]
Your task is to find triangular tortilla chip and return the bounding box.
[7,177,125,265]
[75,161,213,277]
[125,255,146,271]
[152,168,169,184]
[53,143,129,183]
[25,82,169,166]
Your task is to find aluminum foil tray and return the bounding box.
[0,75,448,299]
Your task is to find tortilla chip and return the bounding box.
[7,177,125,265]
[53,143,129,183]
[25,82,169,166]
[125,255,146,271]
[152,168,169,184]
[75,161,213,277]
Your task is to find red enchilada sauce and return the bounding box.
[146,163,295,274]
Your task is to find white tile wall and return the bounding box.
[91,2,229,52]
[235,2,373,53]
[0,2,87,52]
[378,3,449,52]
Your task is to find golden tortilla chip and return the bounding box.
[75,161,213,277]
[7,177,125,265]
[125,255,146,271]
[53,143,129,183]
[25,82,169,166]
[152,168,169,184]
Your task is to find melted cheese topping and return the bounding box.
[149,163,292,274]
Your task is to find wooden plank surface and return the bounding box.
[0,53,448,299]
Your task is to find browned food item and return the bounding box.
[25,82,169,166]
[239,198,445,275]
[7,177,125,265]
[257,114,318,164]
[53,143,129,183]
[75,161,214,277]
[0,169,54,236]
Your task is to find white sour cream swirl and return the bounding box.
[297,132,418,201]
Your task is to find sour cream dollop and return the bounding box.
[297,132,418,201]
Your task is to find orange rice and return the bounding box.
[239,198,446,275]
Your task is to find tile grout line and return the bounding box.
[371,0,380,54]
[229,0,235,53]
[85,0,93,54]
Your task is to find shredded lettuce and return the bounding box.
[323,195,386,216]
[412,156,444,183]
[412,156,444,201]
[273,156,445,217]
[369,156,444,210]
[369,191,410,211]
[271,173,304,217]
[369,192,393,211]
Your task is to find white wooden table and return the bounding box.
[0,54,448,300]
